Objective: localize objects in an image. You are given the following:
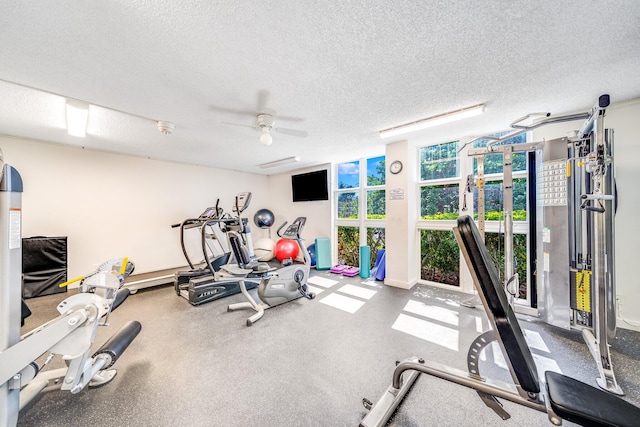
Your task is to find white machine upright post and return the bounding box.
[581,107,622,395]
[502,145,516,304]
[0,160,23,427]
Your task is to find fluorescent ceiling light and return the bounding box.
[259,156,300,169]
[66,99,90,137]
[379,104,485,138]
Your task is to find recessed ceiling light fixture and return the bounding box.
[259,156,300,169]
[66,99,90,137]
[379,104,485,138]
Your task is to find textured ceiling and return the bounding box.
[0,1,639,174]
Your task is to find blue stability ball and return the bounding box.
[253,209,275,229]
[307,243,316,267]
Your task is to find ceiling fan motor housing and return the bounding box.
[257,113,274,129]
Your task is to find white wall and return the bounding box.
[531,98,640,330]
[0,135,269,278]
[266,164,332,245]
[384,140,420,289]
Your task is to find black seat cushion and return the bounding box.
[456,215,540,393]
[546,371,640,427]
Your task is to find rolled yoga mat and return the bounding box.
[360,245,370,278]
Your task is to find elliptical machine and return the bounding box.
[173,199,230,294]
[226,216,315,326]
[172,194,264,306]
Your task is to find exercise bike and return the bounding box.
[227,217,315,326]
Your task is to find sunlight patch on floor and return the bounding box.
[392,313,459,351]
[307,285,324,295]
[308,276,339,288]
[337,284,377,300]
[402,300,459,326]
[523,329,550,353]
[319,293,366,314]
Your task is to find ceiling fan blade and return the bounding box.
[262,106,277,117]
[274,127,308,138]
[221,121,259,131]
[257,90,270,112]
[210,105,256,117]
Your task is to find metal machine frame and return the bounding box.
[360,215,638,427]
[0,155,140,426]
[458,95,621,394]
[227,216,315,326]
[173,194,264,306]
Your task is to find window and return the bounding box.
[337,226,360,266]
[366,227,385,269]
[420,140,459,180]
[471,133,529,222]
[420,141,460,222]
[472,133,527,174]
[417,133,532,303]
[338,161,359,189]
[335,156,386,266]
[420,229,460,286]
[420,184,459,220]
[367,190,385,219]
[484,232,528,299]
[473,178,527,221]
[367,156,385,186]
[418,141,461,287]
[337,192,358,219]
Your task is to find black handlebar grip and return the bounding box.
[584,206,605,213]
[111,288,131,312]
[599,94,610,108]
[276,221,288,237]
[93,320,142,368]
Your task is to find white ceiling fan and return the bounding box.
[222,107,308,146]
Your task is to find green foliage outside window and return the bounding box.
[418,228,527,294]
[472,133,527,174]
[420,229,459,286]
[337,226,359,266]
[367,228,385,269]
[420,184,459,219]
[473,178,527,221]
[420,210,527,221]
[367,190,385,219]
[337,192,358,219]
[420,178,528,221]
[337,226,385,269]
[420,141,459,180]
[484,233,528,299]
[367,157,385,186]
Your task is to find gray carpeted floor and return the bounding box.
[16,270,640,426]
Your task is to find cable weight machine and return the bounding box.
[459,95,622,394]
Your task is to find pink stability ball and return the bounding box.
[274,238,300,262]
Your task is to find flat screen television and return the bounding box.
[291,169,328,202]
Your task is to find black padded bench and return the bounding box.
[361,215,640,427]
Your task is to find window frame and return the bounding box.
[334,156,386,265]
[416,134,532,303]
